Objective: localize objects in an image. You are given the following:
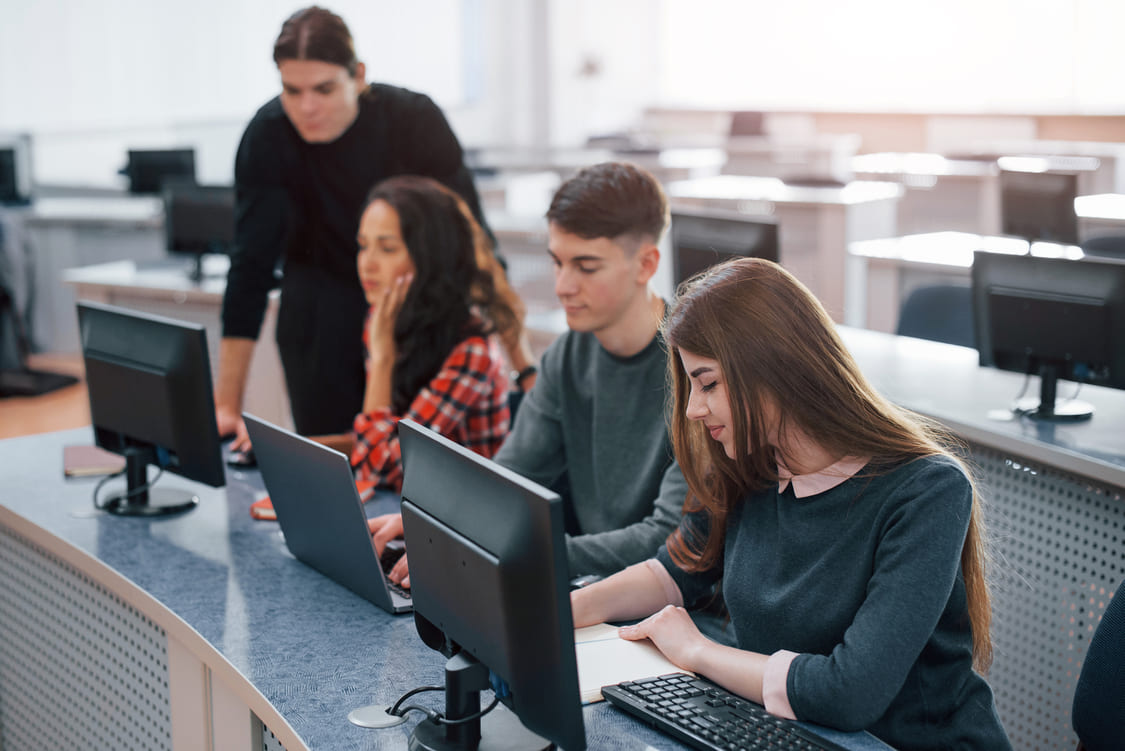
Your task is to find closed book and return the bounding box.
[63,444,126,477]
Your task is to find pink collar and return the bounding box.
[777,455,870,498]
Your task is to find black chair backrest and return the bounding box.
[895,284,975,349]
[1080,235,1125,260]
[1072,576,1125,751]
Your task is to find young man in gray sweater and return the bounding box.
[370,162,688,583]
[493,161,688,578]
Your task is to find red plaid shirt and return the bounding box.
[350,333,510,491]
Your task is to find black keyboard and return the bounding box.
[380,541,411,600]
[602,673,846,751]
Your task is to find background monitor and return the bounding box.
[397,419,585,751]
[123,148,196,195]
[77,301,224,515]
[0,133,33,205]
[971,251,1125,421]
[728,110,765,138]
[671,207,779,288]
[999,167,1080,245]
[163,182,235,281]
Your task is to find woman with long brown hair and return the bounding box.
[572,258,1010,750]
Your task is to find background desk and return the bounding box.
[62,257,292,430]
[850,152,1001,236]
[1075,193,1125,241]
[839,327,1125,751]
[0,197,165,354]
[0,429,887,751]
[665,175,902,322]
[846,232,1086,332]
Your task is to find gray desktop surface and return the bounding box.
[1,428,890,751]
[839,326,1125,488]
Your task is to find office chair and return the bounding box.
[895,284,975,349]
[1071,576,1125,751]
[1080,235,1125,260]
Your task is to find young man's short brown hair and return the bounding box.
[546,162,669,248]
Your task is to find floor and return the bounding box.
[0,353,90,440]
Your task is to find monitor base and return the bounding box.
[409,706,549,751]
[102,488,200,517]
[1015,396,1094,422]
[0,368,78,398]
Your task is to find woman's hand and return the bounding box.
[367,273,412,363]
[387,553,410,589]
[618,604,709,673]
[367,513,404,556]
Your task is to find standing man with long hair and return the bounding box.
[216,6,496,449]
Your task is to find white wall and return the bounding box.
[0,0,509,187]
[2,0,1123,188]
[656,0,1125,114]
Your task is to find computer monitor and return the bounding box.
[77,301,224,515]
[971,252,1125,421]
[0,133,33,205]
[123,148,196,195]
[163,182,235,281]
[728,111,765,138]
[396,419,585,751]
[999,167,1080,245]
[671,208,779,288]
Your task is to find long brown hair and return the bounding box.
[663,257,993,671]
[363,176,520,413]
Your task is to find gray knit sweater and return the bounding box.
[494,326,686,577]
[658,455,1011,751]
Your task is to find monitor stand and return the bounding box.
[409,653,549,751]
[187,254,205,284]
[1015,363,1094,422]
[102,447,199,516]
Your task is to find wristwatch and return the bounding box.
[513,365,537,391]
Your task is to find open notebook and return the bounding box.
[574,623,691,704]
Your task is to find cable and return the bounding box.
[92,465,165,511]
[386,685,501,726]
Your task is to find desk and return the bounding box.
[666,175,902,321]
[851,152,1001,236]
[470,147,726,184]
[723,134,862,184]
[62,257,291,430]
[1075,193,1125,240]
[1,197,166,354]
[838,328,1125,751]
[846,231,1086,332]
[966,139,1125,194]
[0,429,888,751]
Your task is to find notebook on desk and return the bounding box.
[243,413,412,614]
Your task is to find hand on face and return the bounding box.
[618,604,708,672]
[366,272,412,362]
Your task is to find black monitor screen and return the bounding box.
[971,252,1125,420]
[671,208,779,288]
[999,169,1079,245]
[0,149,18,204]
[164,183,234,254]
[398,419,585,751]
[0,139,32,206]
[125,148,196,195]
[77,301,224,515]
